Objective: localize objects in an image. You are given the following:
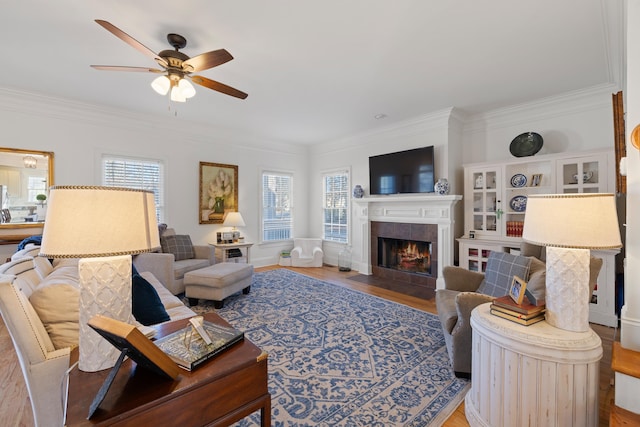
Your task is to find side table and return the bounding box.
[210,242,253,264]
[66,313,270,426]
[465,303,602,427]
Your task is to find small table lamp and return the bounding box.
[39,186,160,372]
[522,193,622,332]
[223,212,245,242]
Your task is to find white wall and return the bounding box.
[0,83,619,269]
[0,89,309,265]
[308,108,458,268]
[310,85,618,270]
[462,84,617,164]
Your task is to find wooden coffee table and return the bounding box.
[66,313,270,426]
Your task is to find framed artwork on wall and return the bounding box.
[199,162,238,224]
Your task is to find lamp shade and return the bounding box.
[39,186,160,258]
[151,75,170,95]
[522,193,622,249]
[223,211,246,228]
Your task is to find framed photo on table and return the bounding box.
[199,162,238,224]
[509,275,527,305]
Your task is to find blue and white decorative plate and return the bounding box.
[510,173,527,188]
[510,195,527,212]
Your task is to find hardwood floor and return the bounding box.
[0,265,617,426]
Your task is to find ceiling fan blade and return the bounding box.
[182,49,233,72]
[191,75,248,99]
[91,65,164,73]
[95,19,168,68]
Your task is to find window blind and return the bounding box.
[261,171,293,241]
[102,155,165,222]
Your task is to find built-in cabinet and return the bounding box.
[459,149,619,326]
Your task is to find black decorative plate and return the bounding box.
[509,132,543,157]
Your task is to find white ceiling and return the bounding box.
[1,0,623,145]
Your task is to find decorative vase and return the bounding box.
[338,245,352,271]
[352,185,364,198]
[434,178,450,195]
[213,197,225,213]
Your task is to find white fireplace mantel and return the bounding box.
[353,194,462,290]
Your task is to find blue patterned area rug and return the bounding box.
[184,268,469,426]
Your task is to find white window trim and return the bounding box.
[321,167,351,244]
[259,168,294,244]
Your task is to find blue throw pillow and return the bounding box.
[477,252,531,297]
[132,273,170,326]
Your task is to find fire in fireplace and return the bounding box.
[378,237,432,276]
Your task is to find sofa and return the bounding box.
[0,244,196,427]
[435,243,603,378]
[133,227,215,295]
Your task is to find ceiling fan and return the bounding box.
[90,19,247,102]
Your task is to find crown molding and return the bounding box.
[463,83,618,134]
[0,87,307,155]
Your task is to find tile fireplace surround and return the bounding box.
[353,195,462,294]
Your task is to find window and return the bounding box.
[102,155,165,222]
[27,176,47,203]
[322,170,349,243]
[261,171,293,242]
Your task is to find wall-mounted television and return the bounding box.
[369,146,435,195]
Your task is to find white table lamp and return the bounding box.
[223,211,245,230]
[39,186,160,371]
[522,193,622,332]
[223,211,245,242]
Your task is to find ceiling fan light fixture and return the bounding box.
[178,79,196,99]
[170,86,187,103]
[151,75,170,95]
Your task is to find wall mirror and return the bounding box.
[0,148,54,229]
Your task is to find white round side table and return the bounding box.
[465,303,602,427]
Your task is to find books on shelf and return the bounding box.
[227,248,243,258]
[490,294,546,326]
[153,320,244,371]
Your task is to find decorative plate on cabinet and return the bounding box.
[510,173,527,188]
[509,132,543,157]
[510,195,527,212]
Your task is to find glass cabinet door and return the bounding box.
[557,156,606,194]
[469,168,502,238]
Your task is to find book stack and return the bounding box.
[506,221,524,237]
[490,295,546,326]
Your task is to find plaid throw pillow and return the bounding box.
[477,252,531,297]
[160,234,195,261]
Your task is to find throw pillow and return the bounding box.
[29,280,80,349]
[132,273,170,326]
[477,252,531,297]
[160,234,195,261]
[525,257,546,306]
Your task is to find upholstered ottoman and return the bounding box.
[184,263,254,308]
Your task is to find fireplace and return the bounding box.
[370,221,438,299]
[378,237,432,276]
[352,194,461,297]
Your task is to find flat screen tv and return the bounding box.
[369,146,435,195]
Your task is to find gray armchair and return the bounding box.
[436,243,602,378]
[133,228,214,295]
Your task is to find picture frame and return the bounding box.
[509,275,527,305]
[530,173,542,187]
[199,162,238,224]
